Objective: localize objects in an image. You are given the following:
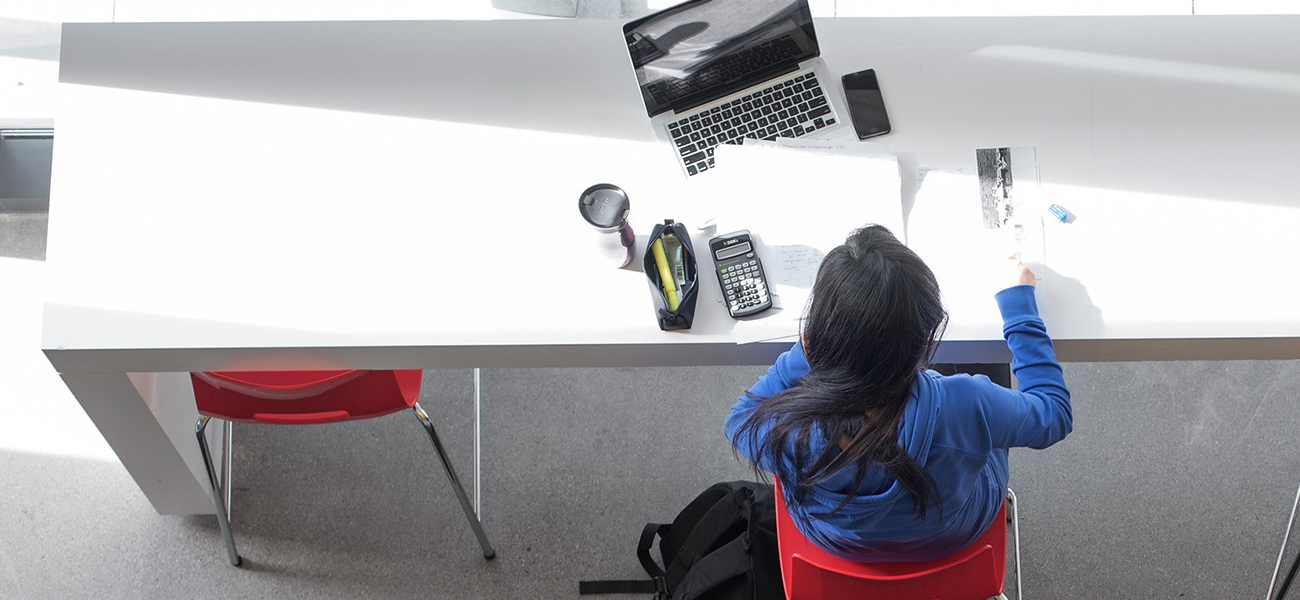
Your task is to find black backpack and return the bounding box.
[580,481,783,600]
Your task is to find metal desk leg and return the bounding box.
[1268,478,1300,599]
[474,367,482,518]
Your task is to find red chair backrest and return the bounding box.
[774,478,1006,600]
[192,369,423,424]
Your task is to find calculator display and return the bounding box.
[715,242,751,261]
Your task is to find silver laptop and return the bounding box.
[623,0,848,177]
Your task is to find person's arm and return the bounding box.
[724,340,809,472]
[983,277,1073,449]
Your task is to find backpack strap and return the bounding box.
[638,522,672,578]
[578,578,664,597]
[579,523,671,597]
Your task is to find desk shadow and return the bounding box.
[0,17,61,61]
[1025,263,1103,362]
[827,15,1300,211]
[59,20,654,142]
[969,41,1300,210]
[898,152,921,235]
[930,264,1102,364]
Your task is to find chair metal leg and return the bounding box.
[1268,477,1300,600]
[473,367,482,517]
[412,402,497,559]
[220,419,233,519]
[196,415,242,566]
[1007,487,1022,600]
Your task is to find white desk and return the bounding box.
[47,17,1300,514]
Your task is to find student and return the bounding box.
[725,225,1071,562]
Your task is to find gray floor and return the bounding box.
[0,212,46,260]
[5,212,1300,599]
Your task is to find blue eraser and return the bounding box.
[1048,204,1068,222]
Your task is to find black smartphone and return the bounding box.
[841,69,892,139]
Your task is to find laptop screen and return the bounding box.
[624,0,818,118]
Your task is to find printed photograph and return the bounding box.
[975,146,1015,230]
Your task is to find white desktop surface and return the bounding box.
[46,17,1300,513]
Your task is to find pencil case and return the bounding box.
[643,219,699,331]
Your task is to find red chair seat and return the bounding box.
[775,478,1007,600]
[192,369,423,424]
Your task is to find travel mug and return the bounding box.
[578,183,635,268]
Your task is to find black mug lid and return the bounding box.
[579,183,630,229]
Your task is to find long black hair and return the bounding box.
[732,225,948,519]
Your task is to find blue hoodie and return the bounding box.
[725,285,1071,562]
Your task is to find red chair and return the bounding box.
[774,478,1022,600]
[192,369,495,566]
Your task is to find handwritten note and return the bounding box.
[767,244,824,289]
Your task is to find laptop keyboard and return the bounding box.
[668,71,837,177]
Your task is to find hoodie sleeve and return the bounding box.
[725,340,810,473]
[980,285,1073,449]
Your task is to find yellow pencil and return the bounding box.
[651,238,680,311]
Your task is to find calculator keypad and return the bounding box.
[719,256,771,316]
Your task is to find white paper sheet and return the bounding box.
[698,140,904,343]
[908,150,1048,333]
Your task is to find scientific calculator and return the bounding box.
[709,230,773,318]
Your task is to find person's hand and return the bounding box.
[1009,256,1036,288]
